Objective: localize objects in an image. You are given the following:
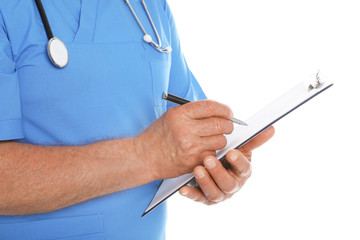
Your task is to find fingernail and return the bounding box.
[180,189,188,196]
[229,153,238,162]
[195,170,205,179]
[205,158,216,169]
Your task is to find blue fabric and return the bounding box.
[0,0,206,239]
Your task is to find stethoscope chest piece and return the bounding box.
[47,37,69,68]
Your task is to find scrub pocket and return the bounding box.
[0,214,104,240]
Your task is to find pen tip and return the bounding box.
[231,118,248,126]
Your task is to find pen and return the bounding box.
[163,92,248,126]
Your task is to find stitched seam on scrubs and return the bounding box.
[99,214,106,240]
[0,214,104,225]
[148,60,156,109]
[14,44,45,66]
[14,42,146,63]
[93,0,100,41]
[15,42,144,47]
[14,42,145,67]
[0,10,16,68]
[161,0,168,17]
[70,41,143,45]
[0,9,7,35]
[52,232,104,240]
[0,118,22,122]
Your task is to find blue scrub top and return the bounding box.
[0,0,206,239]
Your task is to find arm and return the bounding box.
[0,138,152,215]
[0,7,235,215]
[0,100,234,215]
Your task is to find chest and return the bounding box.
[2,0,172,144]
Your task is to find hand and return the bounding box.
[179,126,275,205]
[134,100,234,180]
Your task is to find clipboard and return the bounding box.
[142,73,333,217]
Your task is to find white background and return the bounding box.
[166,0,360,239]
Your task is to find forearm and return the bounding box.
[0,138,154,215]
[0,100,235,216]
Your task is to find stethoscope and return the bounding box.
[34,0,172,69]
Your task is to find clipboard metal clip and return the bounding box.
[308,70,324,91]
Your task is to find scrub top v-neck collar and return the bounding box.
[73,0,98,42]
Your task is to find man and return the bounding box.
[0,0,274,239]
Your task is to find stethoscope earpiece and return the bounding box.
[126,0,172,54]
[143,34,153,43]
[162,47,172,53]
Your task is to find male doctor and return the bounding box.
[0,0,274,239]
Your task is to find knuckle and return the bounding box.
[165,107,180,123]
[218,135,227,149]
[177,126,189,139]
[180,139,196,152]
[188,156,201,168]
[226,120,234,133]
[213,119,224,133]
[166,106,177,116]
[203,100,216,114]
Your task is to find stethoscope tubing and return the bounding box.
[34,0,69,68]
[125,0,172,53]
[34,0,54,40]
[33,0,171,68]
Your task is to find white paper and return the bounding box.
[143,80,333,216]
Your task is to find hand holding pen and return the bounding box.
[135,93,273,210]
[163,92,248,126]
[160,93,274,207]
[134,99,236,180]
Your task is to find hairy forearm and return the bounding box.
[0,139,154,215]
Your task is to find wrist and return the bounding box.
[132,136,160,182]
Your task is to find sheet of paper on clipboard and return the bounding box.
[142,73,333,217]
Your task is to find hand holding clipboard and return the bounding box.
[143,72,333,216]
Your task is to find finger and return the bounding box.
[193,166,225,203]
[179,186,208,204]
[183,100,233,120]
[203,156,239,194]
[240,126,275,153]
[226,150,252,177]
[228,169,251,190]
[194,117,234,136]
[200,135,227,151]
